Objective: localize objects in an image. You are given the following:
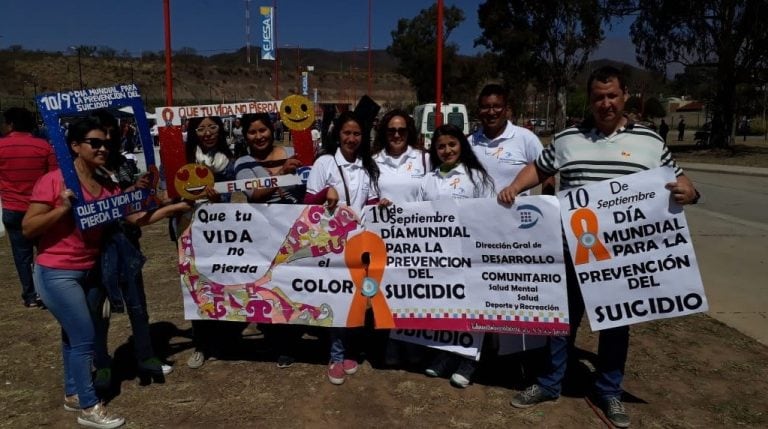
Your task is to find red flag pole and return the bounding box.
[368,0,373,96]
[435,0,443,127]
[163,0,173,105]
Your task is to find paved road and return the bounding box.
[683,170,768,345]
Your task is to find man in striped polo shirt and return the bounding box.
[499,66,699,428]
[0,107,58,308]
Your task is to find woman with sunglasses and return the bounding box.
[304,111,380,385]
[22,117,190,429]
[372,109,431,368]
[372,109,430,206]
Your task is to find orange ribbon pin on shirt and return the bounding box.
[344,231,395,328]
[569,208,611,265]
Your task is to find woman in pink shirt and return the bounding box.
[22,117,189,429]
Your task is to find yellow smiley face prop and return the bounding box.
[174,163,214,200]
[280,94,315,131]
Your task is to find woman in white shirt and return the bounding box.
[372,109,430,205]
[420,124,495,201]
[304,111,379,211]
[420,124,494,388]
[304,111,380,385]
[372,109,431,367]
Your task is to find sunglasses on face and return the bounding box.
[81,138,109,150]
[195,124,220,134]
[386,127,408,136]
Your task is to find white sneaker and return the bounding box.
[138,357,173,375]
[77,403,125,429]
[187,351,205,369]
[450,372,471,388]
[63,394,80,412]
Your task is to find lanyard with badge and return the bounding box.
[333,158,352,206]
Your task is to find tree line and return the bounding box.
[388,0,768,147]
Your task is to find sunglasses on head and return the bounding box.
[386,127,408,136]
[81,138,109,150]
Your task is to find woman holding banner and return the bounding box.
[419,124,495,388]
[22,117,191,429]
[181,115,248,370]
[372,109,430,367]
[234,113,304,204]
[233,112,304,368]
[304,111,380,385]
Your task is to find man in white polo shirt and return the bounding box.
[464,84,555,388]
[468,83,555,196]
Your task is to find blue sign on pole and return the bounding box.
[36,84,159,230]
[302,72,308,96]
[260,6,275,61]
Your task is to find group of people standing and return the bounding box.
[1,65,702,429]
[171,81,552,393]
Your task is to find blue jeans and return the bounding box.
[329,328,349,363]
[2,209,36,304]
[537,255,630,399]
[92,271,155,368]
[34,265,101,409]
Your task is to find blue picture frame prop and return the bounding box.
[36,84,158,230]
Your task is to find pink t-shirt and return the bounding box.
[30,170,120,270]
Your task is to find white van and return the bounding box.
[413,103,469,148]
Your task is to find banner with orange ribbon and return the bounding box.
[558,167,708,331]
[179,197,569,335]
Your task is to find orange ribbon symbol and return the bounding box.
[450,178,460,189]
[569,208,612,265]
[344,231,395,328]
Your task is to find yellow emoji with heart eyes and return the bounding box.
[280,94,315,131]
[174,163,214,200]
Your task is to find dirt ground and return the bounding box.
[1,142,767,429]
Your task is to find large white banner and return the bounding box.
[179,197,570,335]
[559,167,708,330]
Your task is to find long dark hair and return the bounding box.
[184,116,233,163]
[372,108,419,154]
[430,124,494,193]
[240,113,275,157]
[321,111,379,194]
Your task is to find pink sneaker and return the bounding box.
[342,359,358,375]
[327,362,346,385]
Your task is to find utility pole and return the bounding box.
[69,46,84,89]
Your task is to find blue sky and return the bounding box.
[2,0,637,64]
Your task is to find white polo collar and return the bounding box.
[474,121,516,147]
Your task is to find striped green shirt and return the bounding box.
[535,123,682,190]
